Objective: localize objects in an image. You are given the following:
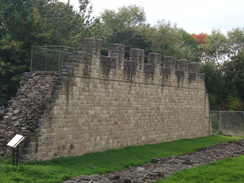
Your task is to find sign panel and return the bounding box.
[7,134,25,148]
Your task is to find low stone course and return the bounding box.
[63,139,244,183]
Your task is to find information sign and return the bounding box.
[7,134,25,148]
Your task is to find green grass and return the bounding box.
[155,155,244,183]
[0,135,242,183]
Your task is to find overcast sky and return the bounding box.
[66,0,244,34]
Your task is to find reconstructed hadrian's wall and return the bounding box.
[0,38,210,161]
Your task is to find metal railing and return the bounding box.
[30,46,77,71]
[211,111,244,136]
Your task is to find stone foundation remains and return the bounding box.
[0,38,210,161]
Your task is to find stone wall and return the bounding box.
[0,38,210,161]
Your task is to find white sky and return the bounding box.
[65,0,244,34]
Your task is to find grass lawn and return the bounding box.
[0,135,242,183]
[155,155,244,183]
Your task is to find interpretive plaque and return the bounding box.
[7,134,25,148]
[7,134,25,166]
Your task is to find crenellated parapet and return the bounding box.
[79,37,203,88]
[161,56,175,84]
[108,43,125,69]
[82,37,102,57]
[188,62,201,83]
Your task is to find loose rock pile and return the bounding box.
[0,54,79,158]
[63,139,244,183]
[0,72,61,157]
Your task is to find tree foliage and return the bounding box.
[202,29,229,64]
[222,52,244,110]
[88,5,150,57]
[175,29,199,62]
[192,29,244,110]
[101,5,146,30]
[227,28,244,58]
[191,33,207,45]
[92,7,200,61]
[200,61,229,110]
[0,0,92,105]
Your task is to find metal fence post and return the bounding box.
[219,110,221,131]
[30,47,33,72]
[45,49,48,71]
[58,47,61,71]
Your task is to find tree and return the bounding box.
[78,0,93,26]
[222,52,244,110]
[0,0,47,105]
[191,33,207,45]
[109,27,153,58]
[0,35,24,105]
[201,29,229,65]
[0,0,93,106]
[191,33,208,62]
[101,5,146,45]
[94,4,146,43]
[89,5,149,57]
[101,5,146,31]
[227,28,244,58]
[42,1,90,47]
[200,61,229,110]
[175,29,199,62]
[151,20,180,57]
[191,29,244,110]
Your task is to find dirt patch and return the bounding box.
[63,139,244,183]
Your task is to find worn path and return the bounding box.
[63,139,244,183]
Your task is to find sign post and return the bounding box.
[7,134,25,166]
